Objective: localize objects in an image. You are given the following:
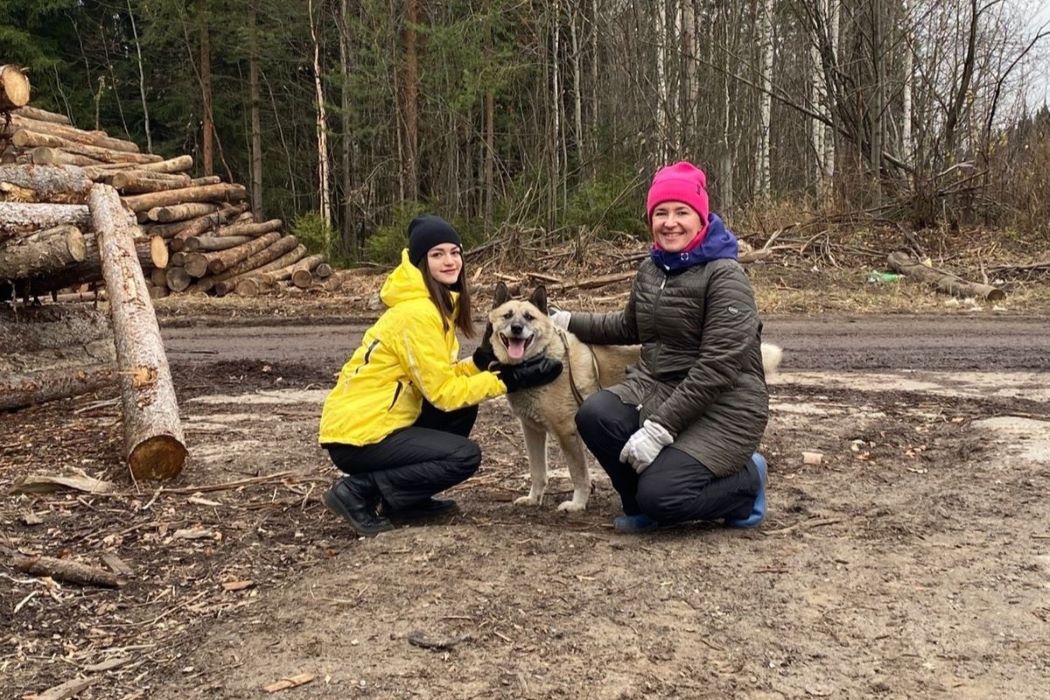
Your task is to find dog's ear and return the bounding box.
[493,281,512,308]
[529,285,548,315]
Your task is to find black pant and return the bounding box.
[325,401,480,511]
[575,390,758,524]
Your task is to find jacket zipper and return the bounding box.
[354,339,380,375]
[641,269,669,411]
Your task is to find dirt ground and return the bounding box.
[3,303,1050,698]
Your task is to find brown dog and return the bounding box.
[485,283,639,511]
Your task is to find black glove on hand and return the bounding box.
[472,345,498,371]
[498,355,563,393]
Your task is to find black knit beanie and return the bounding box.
[407,215,463,266]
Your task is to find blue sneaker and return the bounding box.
[726,453,767,529]
[613,513,658,534]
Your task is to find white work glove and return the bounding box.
[619,420,674,474]
[549,307,571,330]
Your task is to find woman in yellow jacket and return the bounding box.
[319,215,562,536]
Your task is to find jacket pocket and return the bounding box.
[387,380,404,412]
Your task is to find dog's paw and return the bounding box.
[556,500,586,513]
[513,494,542,507]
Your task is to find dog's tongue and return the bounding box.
[507,338,527,360]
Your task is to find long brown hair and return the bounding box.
[419,254,475,338]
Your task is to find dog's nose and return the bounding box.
[510,324,523,335]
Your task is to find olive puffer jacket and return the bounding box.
[568,244,769,476]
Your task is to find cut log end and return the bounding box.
[129,436,188,481]
[0,65,31,109]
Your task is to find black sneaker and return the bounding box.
[384,497,459,523]
[324,477,394,537]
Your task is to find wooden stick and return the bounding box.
[22,676,96,700]
[887,251,1006,302]
[8,551,124,588]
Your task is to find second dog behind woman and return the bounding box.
[318,215,562,537]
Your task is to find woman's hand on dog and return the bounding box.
[497,356,564,392]
[472,345,498,371]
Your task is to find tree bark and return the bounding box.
[222,243,307,296]
[887,251,1006,302]
[234,250,313,296]
[146,202,219,223]
[308,0,332,231]
[29,147,104,167]
[0,164,93,200]
[185,231,281,276]
[0,364,115,412]
[182,234,251,252]
[0,225,86,279]
[2,114,141,153]
[112,173,213,194]
[12,106,70,125]
[248,1,264,217]
[203,235,300,294]
[0,65,31,110]
[122,182,246,213]
[9,551,124,588]
[401,0,420,202]
[81,155,194,179]
[199,1,215,176]
[89,184,187,480]
[0,202,91,241]
[165,203,248,247]
[165,265,193,292]
[12,130,161,164]
[214,217,281,238]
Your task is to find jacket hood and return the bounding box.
[650,213,738,272]
[380,249,431,307]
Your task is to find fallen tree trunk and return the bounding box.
[182,234,252,252]
[11,129,162,165]
[887,252,1006,302]
[0,363,115,411]
[0,65,30,110]
[81,155,194,179]
[146,202,218,223]
[0,225,86,279]
[111,171,193,194]
[287,255,326,289]
[187,231,282,277]
[233,245,309,296]
[166,203,249,249]
[122,182,247,213]
[202,234,300,291]
[28,146,103,167]
[12,105,70,125]
[215,217,282,238]
[2,114,141,153]
[89,184,186,480]
[0,202,90,241]
[0,164,92,200]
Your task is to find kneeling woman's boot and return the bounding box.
[324,475,394,536]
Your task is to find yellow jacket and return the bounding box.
[319,249,506,446]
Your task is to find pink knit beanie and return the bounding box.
[645,161,709,223]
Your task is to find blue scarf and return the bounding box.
[649,213,738,272]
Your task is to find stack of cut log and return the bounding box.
[2,95,340,298]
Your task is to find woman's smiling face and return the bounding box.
[650,201,703,253]
[426,243,463,286]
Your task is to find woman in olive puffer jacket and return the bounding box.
[554,162,771,534]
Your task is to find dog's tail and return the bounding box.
[760,342,783,377]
